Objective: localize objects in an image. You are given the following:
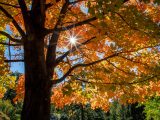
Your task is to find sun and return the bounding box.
[69,36,77,44]
[63,29,83,49]
[65,32,80,48]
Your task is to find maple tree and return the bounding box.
[0,0,160,120]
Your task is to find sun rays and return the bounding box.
[63,29,83,50]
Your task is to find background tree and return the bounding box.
[0,0,160,120]
[142,96,160,120]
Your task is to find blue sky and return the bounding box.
[5,46,24,73]
[5,26,24,73]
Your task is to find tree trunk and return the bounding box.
[21,34,52,120]
[80,103,84,120]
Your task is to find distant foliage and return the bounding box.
[0,100,21,120]
[108,101,133,120]
[143,97,160,120]
[50,102,145,120]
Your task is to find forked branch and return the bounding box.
[53,43,160,84]
[53,53,119,84]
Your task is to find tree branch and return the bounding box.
[113,11,160,39]
[118,55,150,67]
[67,74,159,86]
[69,0,85,5]
[59,17,97,31]
[45,3,53,10]
[46,0,70,78]
[56,0,70,26]
[0,31,22,43]
[52,43,160,84]
[0,5,25,37]
[68,75,123,85]
[8,39,11,67]
[0,2,20,8]
[46,17,97,34]
[113,11,140,31]
[18,0,28,22]
[106,60,136,76]
[4,59,24,62]
[130,75,159,84]
[53,53,119,84]
[0,42,22,46]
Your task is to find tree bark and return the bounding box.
[21,34,52,120]
[80,103,85,120]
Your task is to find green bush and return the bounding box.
[0,100,21,120]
